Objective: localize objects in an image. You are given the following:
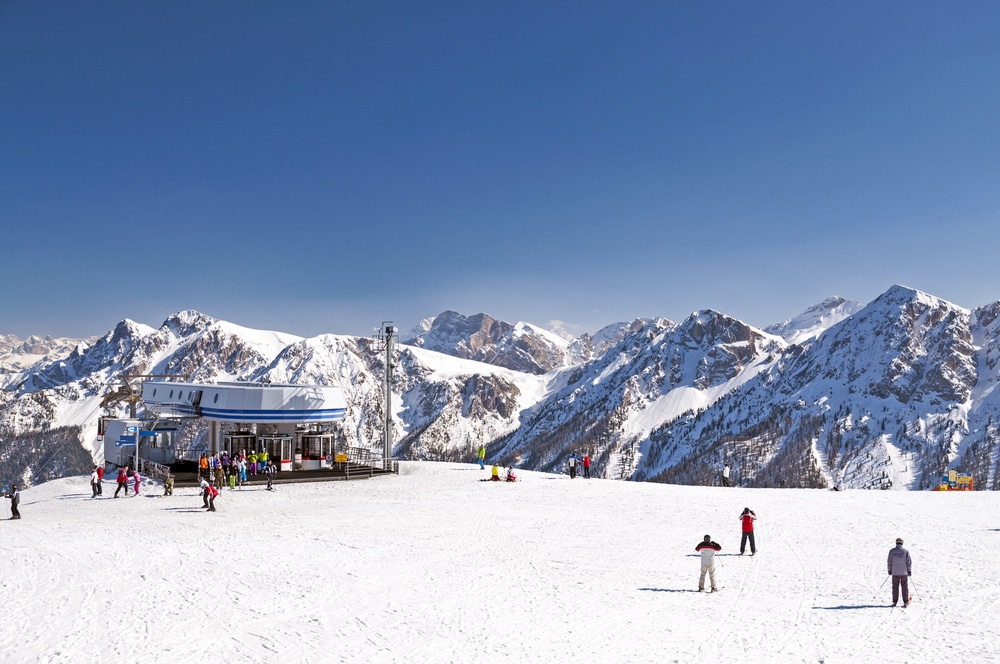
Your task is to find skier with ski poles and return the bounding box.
[887,537,912,607]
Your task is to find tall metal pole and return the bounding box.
[382,323,395,469]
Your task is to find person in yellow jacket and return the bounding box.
[478,444,486,469]
[490,464,500,481]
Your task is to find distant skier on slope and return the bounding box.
[722,464,731,487]
[695,535,721,592]
[5,485,21,519]
[888,537,912,607]
[568,453,578,479]
[477,444,486,470]
[739,507,757,555]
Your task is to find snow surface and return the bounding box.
[0,463,995,663]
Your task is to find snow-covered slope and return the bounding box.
[765,296,864,345]
[0,462,991,663]
[636,286,999,490]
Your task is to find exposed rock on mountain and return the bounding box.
[2,285,1000,492]
[403,310,577,374]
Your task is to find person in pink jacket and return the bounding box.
[133,470,141,495]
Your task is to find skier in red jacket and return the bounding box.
[114,467,130,498]
[739,507,757,556]
[203,482,219,512]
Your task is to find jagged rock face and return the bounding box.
[462,375,520,420]
[677,312,784,389]
[802,287,978,405]
[160,328,267,381]
[565,321,635,363]
[403,310,573,374]
[974,302,1000,378]
[634,286,994,490]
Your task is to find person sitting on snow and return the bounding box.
[490,464,501,481]
[505,466,517,482]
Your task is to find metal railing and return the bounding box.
[343,457,398,478]
[126,455,171,483]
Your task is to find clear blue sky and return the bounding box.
[3,2,999,340]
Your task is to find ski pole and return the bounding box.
[873,575,890,598]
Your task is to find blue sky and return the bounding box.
[3,2,999,340]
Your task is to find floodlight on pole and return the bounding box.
[373,322,397,469]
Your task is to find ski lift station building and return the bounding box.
[102,380,348,472]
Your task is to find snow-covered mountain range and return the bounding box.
[3,285,1000,491]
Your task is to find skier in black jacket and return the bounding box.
[6,485,21,519]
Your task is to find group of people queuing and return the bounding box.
[198,451,276,491]
[567,453,592,479]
